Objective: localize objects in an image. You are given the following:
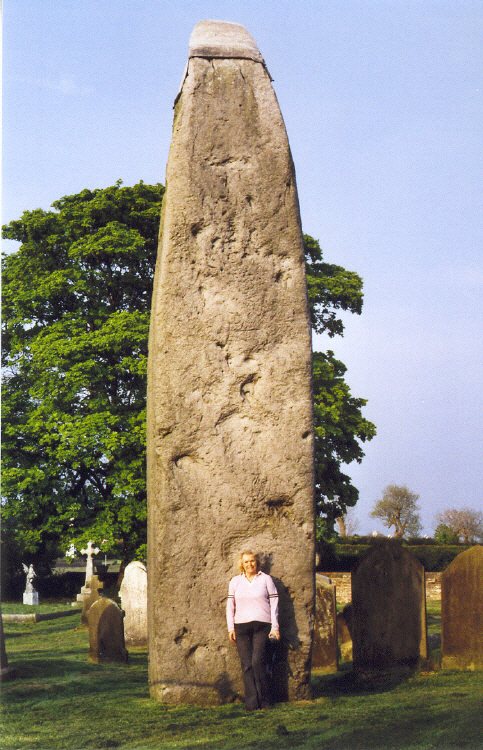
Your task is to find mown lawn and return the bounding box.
[2,600,77,615]
[1,602,482,750]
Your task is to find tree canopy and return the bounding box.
[436,508,482,544]
[370,484,421,538]
[2,181,375,566]
[433,523,460,545]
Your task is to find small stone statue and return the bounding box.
[22,564,39,605]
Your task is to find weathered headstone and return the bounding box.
[0,607,15,681]
[87,597,128,664]
[75,541,100,605]
[22,563,39,605]
[441,545,483,670]
[147,20,315,705]
[352,542,427,670]
[337,604,353,663]
[312,574,337,671]
[80,575,103,625]
[120,561,147,646]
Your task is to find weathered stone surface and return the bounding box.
[312,575,337,671]
[120,561,148,646]
[87,598,128,664]
[320,572,352,605]
[0,607,15,681]
[147,20,315,705]
[337,604,353,663]
[81,575,103,625]
[352,542,427,670]
[22,592,39,606]
[188,20,264,63]
[441,545,483,670]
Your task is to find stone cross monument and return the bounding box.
[81,541,100,586]
[147,20,315,706]
[75,541,100,605]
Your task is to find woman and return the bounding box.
[226,550,280,710]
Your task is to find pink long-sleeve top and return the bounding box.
[226,571,279,632]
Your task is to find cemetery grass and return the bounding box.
[2,606,482,750]
[2,600,77,615]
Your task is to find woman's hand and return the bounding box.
[269,629,280,641]
[228,630,236,642]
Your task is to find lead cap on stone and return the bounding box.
[189,20,265,64]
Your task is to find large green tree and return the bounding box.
[2,181,375,566]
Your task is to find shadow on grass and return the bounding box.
[3,651,148,698]
[312,663,419,698]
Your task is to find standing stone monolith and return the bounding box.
[120,561,148,646]
[352,542,427,670]
[441,545,483,670]
[147,20,315,705]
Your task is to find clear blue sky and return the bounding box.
[3,1,482,535]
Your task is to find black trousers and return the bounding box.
[234,621,271,710]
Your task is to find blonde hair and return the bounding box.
[238,550,259,574]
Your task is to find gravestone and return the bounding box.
[441,545,483,670]
[87,597,128,664]
[0,608,15,681]
[337,604,353,662]
[80,575,103,625]
[147,20,315,705]
[119,561,147,646]
[75,541,100,605]
[312,574,337,671]
[22,563,39,605]
[352,542,427,670]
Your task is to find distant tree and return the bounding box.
[335,508,359,538]
[436,508,482,544]
[2,184,375,565]
[433,523,459,545]
[371,484,421,538]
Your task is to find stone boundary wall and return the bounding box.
[321,572,442,605]
[321,573,352,605]
[425,572,442,601]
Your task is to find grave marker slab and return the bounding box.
[312,574,337,671]
[87,598,128,664]
[337,604,353,663]
[441,545,482,670]
[120,561,147,646]
[0,608,15,681]
[81,575,103,625]
[352,542,427,670]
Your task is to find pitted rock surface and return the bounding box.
[147,20,315,705]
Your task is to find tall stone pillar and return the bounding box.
[147,20,315,705]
